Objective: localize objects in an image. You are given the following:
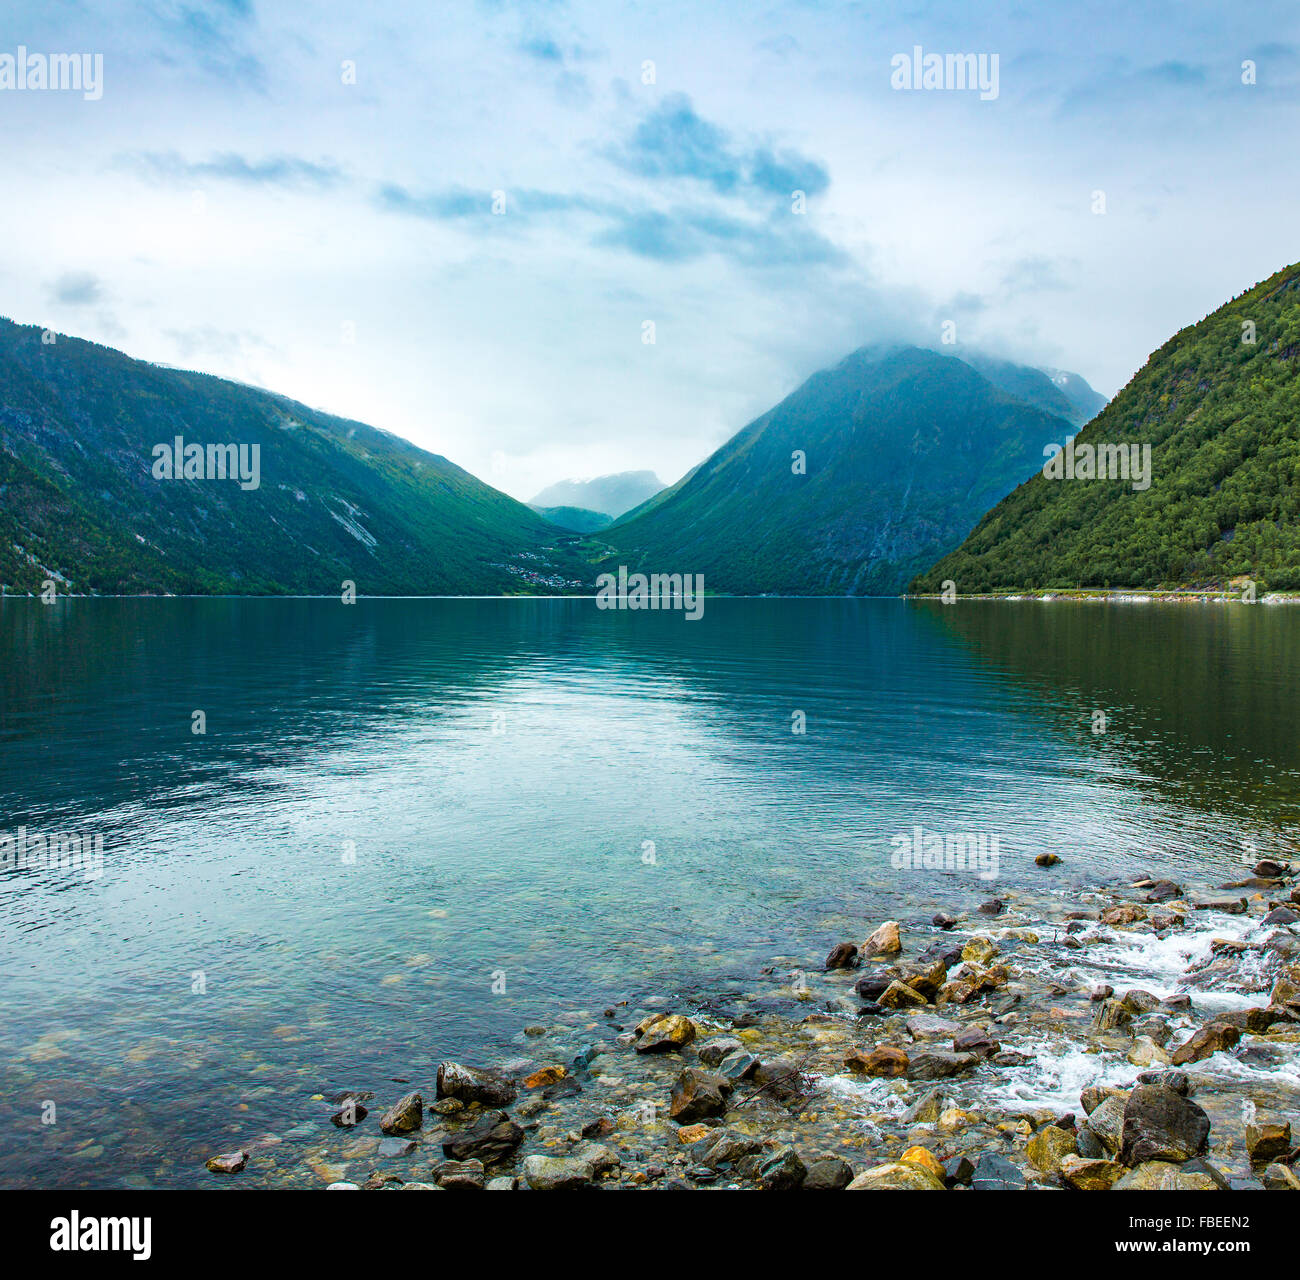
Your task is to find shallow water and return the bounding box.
[1,597,1297,1186]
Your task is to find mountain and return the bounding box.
[529,470,665,519]
[599,344,1084,595]
[912,262,1300,593]
[530,505,612,533]
[962,354,1106,429]
[0,319,587,595]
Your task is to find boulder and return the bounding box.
[854,970,895,1000]
[668,1067,732,1123]
[436,1063,517,1107]
[1119,1086,1210,1165]
[1027,1124,1078,1174]
[522,1065,566,1089]
[635,1013,697,1053]
[1145,879,1183,902]
[717,1049,760,1082]
[1035,853,1061,867]
[1083,1095,1128,1154]
[432,1159,486,1190]
[1092,999,1134,1032]
[844,1045,909,1077]
[900,1146,946,1179]
[862,920,902,957]
[900,958,949,999]
[1169,1022,1242,1066]
[756,1145,807,1190]
[825,942,859,970]
[330,1102,368,1127]
[692,1128,762,1169]
[971,1152,1029,1190]
[908,1050,978,1080]
[205,1150,248,1174]
[933,912,958,930]
[1261,1163,1300,1190]
[961,937,999,966]
[747,1056,808,1103]
[803,1155,854,1190]
[1245,1120,1291,1165]
[847,1160,945,1190]
[697,1037,744,1067]
[1255,858,1293,879]
[442,1110,524,1164]
[1100,905,1148,927]
[878,980,928,1010]
[522,1143,619,1190]
[906,1013,960,1041]
[942,1154,976,1186]
[379,1092,424,1135]
[953,1027,1000,1058]
[1059,1154,1124,1190]
[1114,1161,1220,1190]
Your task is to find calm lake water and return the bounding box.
[0,597,1297,1187]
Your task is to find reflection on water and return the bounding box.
[0,597,1295,1186]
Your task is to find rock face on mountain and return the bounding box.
[0,319,583,595]
[602,344,1084,595]
[913,262,1300,593]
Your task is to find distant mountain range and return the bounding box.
[0,319,585,595]
[529,505,613,533]
[530,470,665,519]
[601,344,1105,595]
[914,261,1300,593]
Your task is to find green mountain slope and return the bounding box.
[601,344,1082,595]
[0,319,586,595]
[529,505,613,533]
[912,263,1300,593]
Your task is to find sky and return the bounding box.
[2,1,1298,501]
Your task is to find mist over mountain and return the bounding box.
[601,344,1087,595]
[529,470,665,519]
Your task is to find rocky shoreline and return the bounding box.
[205,860,1300,1190]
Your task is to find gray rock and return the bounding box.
[442,1110,524,1164]
[803,1155,854,1190]
[757,1145,807,1190]
[697,1037,744,1068]
[379,1091,423,1135]
[971,1153,1028,1189]
[432,1158,486,1190]
[1119,1085,1210,1165]
[436,1062,517,1107]
[378,1137,417,1158]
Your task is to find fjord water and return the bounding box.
[0,597,1297,1187]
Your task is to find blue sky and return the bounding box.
[2,0,1298,499]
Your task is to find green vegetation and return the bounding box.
[0,319,588,595]
[529,505,613,533]
[913,263,1300,593]
[601,344,1086,595]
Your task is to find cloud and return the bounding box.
[116,151,344,189]
[49,272,104,306]
[608,94,831,206]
